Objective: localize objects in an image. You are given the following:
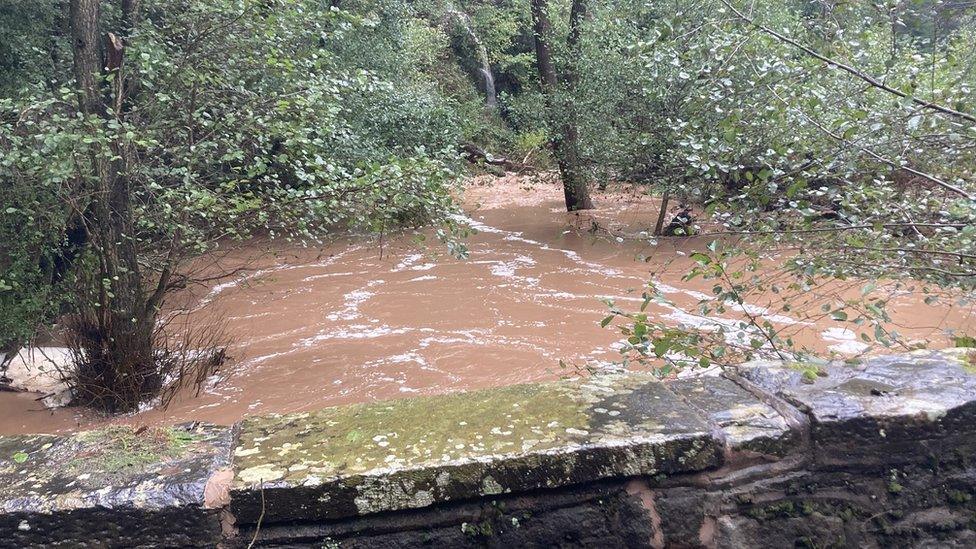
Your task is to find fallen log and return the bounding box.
[460,142,536,173]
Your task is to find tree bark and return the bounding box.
[653,190,670,236]
[530,0,593,211]
[69,0,102,116]
[121,0,140,32]
[567,0,587,54]
[67,0,157,411]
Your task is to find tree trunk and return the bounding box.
[567,0,587,63]
[653,190,670,236]
[69,0,102,116]
[67,0,157,411]
[530,0,593,212]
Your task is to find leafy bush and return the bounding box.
[0,0,469,409]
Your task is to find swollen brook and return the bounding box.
[1,176,971,434]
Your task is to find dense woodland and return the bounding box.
[1,0,974,411]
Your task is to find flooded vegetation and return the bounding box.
[2,2,975,547]
[2,176,970,434]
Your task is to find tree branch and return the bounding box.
[720,0,976,124]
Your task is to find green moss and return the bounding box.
[234,375,688,488]
[963,351,976,374]
[460,519,495,537]
[236,381,600,485]
[231,374,723,519]
[953,335,976,348]
[735,493,754,504]
[837,506,857,522]
[947,489,972,504]
[887,481,904,494]
[749,500,867,524]
[747,501,799,520]
[67,426,198,474]
[786,362,827,384]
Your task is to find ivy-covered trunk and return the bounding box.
[531,0,593,212]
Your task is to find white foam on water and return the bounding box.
[488,255,539,286]
[196,247,358,309]
[821,327,870,354]
[302,323,414,343]
[452,213,622,276]
[394,254,424,271]
[326,279,384,321]
[302,271,366,282]
[653,279,808,327]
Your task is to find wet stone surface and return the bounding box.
[0,422,232,547]
[738,348,976,468]
[3,349,976,547]
[668,376,796,456]
[230,374,722,524]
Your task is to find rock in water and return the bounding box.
[663,207,696,236]
[0,347,74,408]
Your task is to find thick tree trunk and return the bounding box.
[69,0,140,310]
[121,0,140,31]
[530,0,593,212]
[567,0,587,60]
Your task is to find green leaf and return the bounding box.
[12,452,28,464]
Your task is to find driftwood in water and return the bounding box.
[460,142,536,173]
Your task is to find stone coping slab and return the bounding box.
[737,348,976,466]
[669,376,795,456]
[0,422,233,546]
[3,348,975,545]
[229,374,722,524]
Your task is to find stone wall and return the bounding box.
[2,348,975,547]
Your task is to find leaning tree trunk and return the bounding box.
[653,190,670,236]
[530,0,593,212]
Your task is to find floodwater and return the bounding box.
[1,176,972,434]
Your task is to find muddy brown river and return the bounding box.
[1,176,972,434]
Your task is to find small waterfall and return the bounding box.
[479,67,497,109]
[445,4,497,110]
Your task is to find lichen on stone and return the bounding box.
[230,374,720,521]
[0,422,232,517]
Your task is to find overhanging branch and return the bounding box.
[720,0,976,125]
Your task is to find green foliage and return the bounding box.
[0,0,468,359]
[574,0,976,372]
[0,93,82,348]
[0,1,70,96]
[2,0,974,386]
